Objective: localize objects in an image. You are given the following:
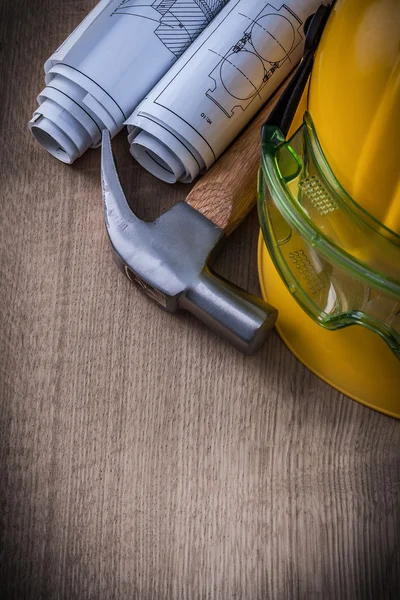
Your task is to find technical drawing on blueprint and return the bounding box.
[112,0,228,56]
[206,3,303,117]
[41,0,229,139]
[126,0,321,182]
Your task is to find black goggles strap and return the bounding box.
[264,2,333,137]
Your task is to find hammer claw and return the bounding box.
[101,130,141,235]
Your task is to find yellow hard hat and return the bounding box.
[258,0,400,417]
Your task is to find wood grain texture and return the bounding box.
[186,81,287,235]
[0,2,399,600]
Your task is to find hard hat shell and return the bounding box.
[309,0,400,236]
[258,0,400,417]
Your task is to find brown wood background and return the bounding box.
[0,2,399,598]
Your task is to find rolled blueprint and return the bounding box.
[29,0,228,163]
[126,0,321,183]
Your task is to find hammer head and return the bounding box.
[101,131,277,354]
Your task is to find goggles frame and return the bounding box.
[258,2,400,357]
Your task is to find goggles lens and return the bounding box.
[259,113,400,358]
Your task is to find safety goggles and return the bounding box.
[258,4,400,358]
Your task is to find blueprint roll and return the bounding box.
[126,0,322,183]
[29,0,228,164]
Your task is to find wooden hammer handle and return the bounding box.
[186,80,288,236]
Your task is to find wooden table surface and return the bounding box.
[1,2,399,598]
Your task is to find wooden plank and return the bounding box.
[0,2,399,598]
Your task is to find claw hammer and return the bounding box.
[101,83,288,355]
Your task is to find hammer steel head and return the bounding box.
[101,131,277,355]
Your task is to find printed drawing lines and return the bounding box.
[206,3,304,118]
[208,49,263,102]
[112,1,228,57]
